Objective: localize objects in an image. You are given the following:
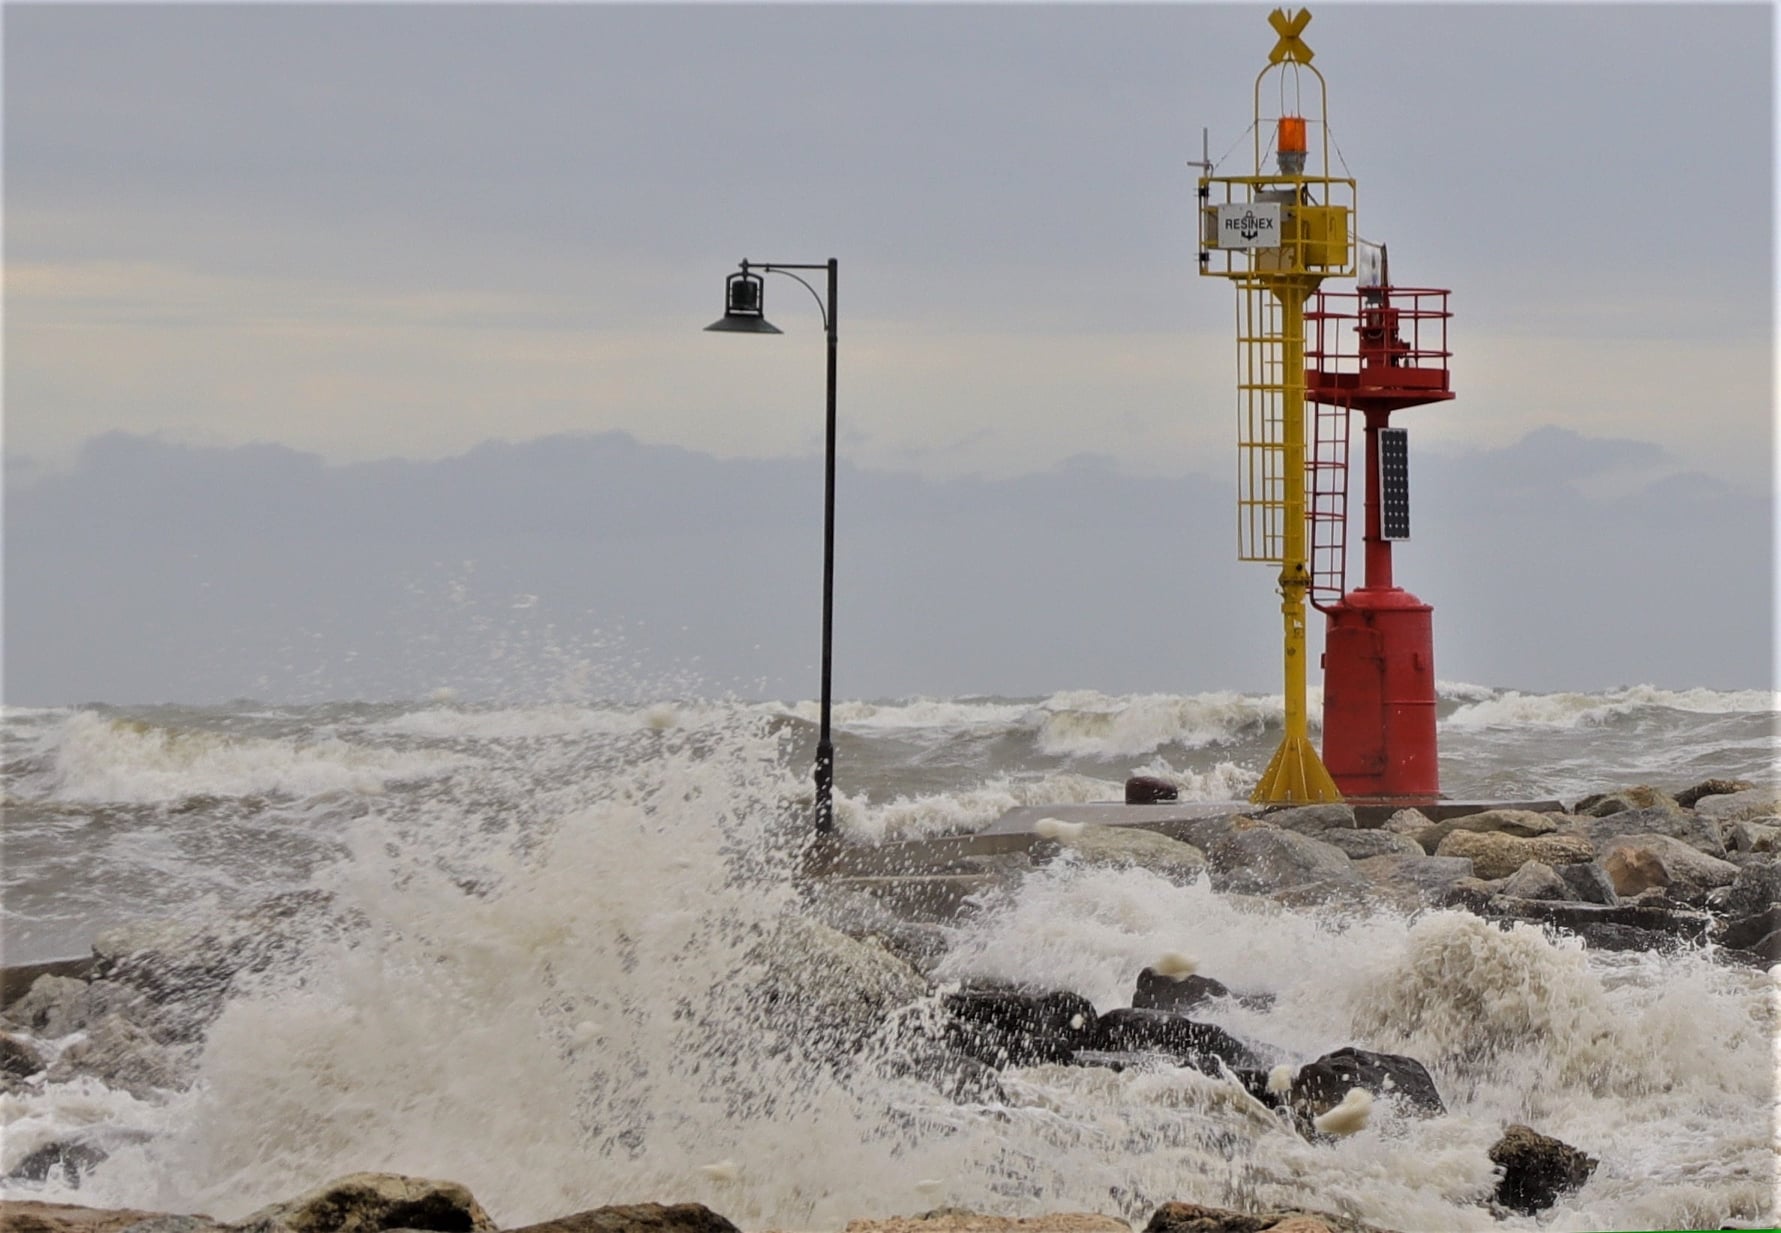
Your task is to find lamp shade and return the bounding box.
[705,270,782,334]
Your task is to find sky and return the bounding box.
[4,3,1775,705]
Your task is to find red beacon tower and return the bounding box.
[1305,246,1453,801]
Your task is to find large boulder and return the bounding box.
[45,1014,187,1098]
[1290,1046,1444,1118]
[1674,778,1755,809]
[1143,1201,1393,1233]
[1434,831,1593,880]
[1573,785,1678,817]
[1205,828,1360,899]
[1488,1124,1598,1215]
[1,1031,45,1078]
[1412,809,1561,855]
[1694,788,1781,825]
[1318,830,1424,861]
[1091,1007,1263,1072]
[1726,820,1781,856]
[940,987,1098,1068]
[1040,824,1208,883]
[1132,970,1228,1015]
[0,1203,182,1233]
[1351,854,1477,902]
[235,1174,495,1233]
[1258,804,1356,836]
[3,976,143,1041]
[504,1205,740,1233]
[1710,859,1780,920]
[1598,835,1740,903]
[1498,861,1569,902]
[1553,862,1619,906]
[1563,806,1725,859]
[1717,906,1781,960]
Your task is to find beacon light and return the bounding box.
[1277,115,1308,176]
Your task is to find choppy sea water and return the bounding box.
[1,683,1776,1231]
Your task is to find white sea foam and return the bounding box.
[38,712,468,804]
[777,697,1034,733]
[366,701,729,742]
[1032,690,1310,758]
[1446,684,1779,730]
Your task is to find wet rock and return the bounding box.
[1574,785,1678,817]
[1091,1007,1264,1072]
[504,1205,740,1233]
[1726,820,1781,855]
[1,1030,46,1077]
[1206,828,1359,898]
[846,1214,1128,1233]
[1598,835,1740,903]
[1352,854,1476,902]
[1564,805,1725,859]
[1717,905,1781,956]
[1381,808,1431,837]
[3,976,144,1040]
[1126,775,1180,805]
[1710,859,1780,919]
[1319,830,1423,861]
[1412,809,1561,854]
[940,987,1098,1067]
[0,1202,173,1233]
[1488,1124,1598,1215]
[1132,969,1229,1014]
[1434,831,1593,880]
[46,1014,187,1098]
[1553,861,1619,906]
[1675,778,1756,809]
[235,1173,495,1233]
[1694,788,1781,825]
[1499,861,1569,901]
[1260,803,1356,835]
[7,1139,111,1187]
[1291,1046,1444,1118]
[1040,824,1208,883]
[1482,897,1712,944]
[0,958,97,1012]
[1142,1202,1390,1233]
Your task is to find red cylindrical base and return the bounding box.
[1321,587,1439,800]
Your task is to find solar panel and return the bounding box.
[1379,427,1410,541]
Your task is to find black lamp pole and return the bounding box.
[705,258,840,837]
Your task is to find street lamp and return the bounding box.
[705,257,839,838]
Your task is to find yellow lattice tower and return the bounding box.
[1198,8,1357,803]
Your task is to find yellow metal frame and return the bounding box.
[1198,8,1354,804]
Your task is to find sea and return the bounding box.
[1,683,1776,1232]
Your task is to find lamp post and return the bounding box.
[705,258,840,838]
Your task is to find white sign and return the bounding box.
[1215,202,1281,249]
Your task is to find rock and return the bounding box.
[235,1173,495,1233]
[1711,860,1780,919]
[1318,830,1424,861]
[1717,905,1781,955]
[1553,861,1619,906]
[46,1014,186,1097]
[1352,855,1477,902]
[1206,828,1360,899]
[1482,898,1713,947]
[1,1031,46,1078]
[845,1214,1128,1233]
[1434,831,1593,880]
[1488,1124,1598,1215]
[1133,970,1229,1014]
[940,987,1098,1067]
[0,1203,173,1233]
[1413,809,1561,854]
[1042,825,1208,882]
[1381,808,1432,837]
[6,1140,112,1187]
[1575,785,1678,817]
[1564,805,1726,858]
[1694,788,1781,825]
[1726,820,1781,855]
[1126,775,1180,804]
[1598,835,1740,903]
[505,1205,740,1233]
[1142,1202,1392,1233]
[1498,861,1570,901]
[1291,1046,1444,1118]
[1,958,97,1012]
[1259,804,1356,835]
[3,976,141,1040]
[1091,1007,1264,1072]
[1675,778,1756,809]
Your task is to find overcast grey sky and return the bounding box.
[5,3,1775,704]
